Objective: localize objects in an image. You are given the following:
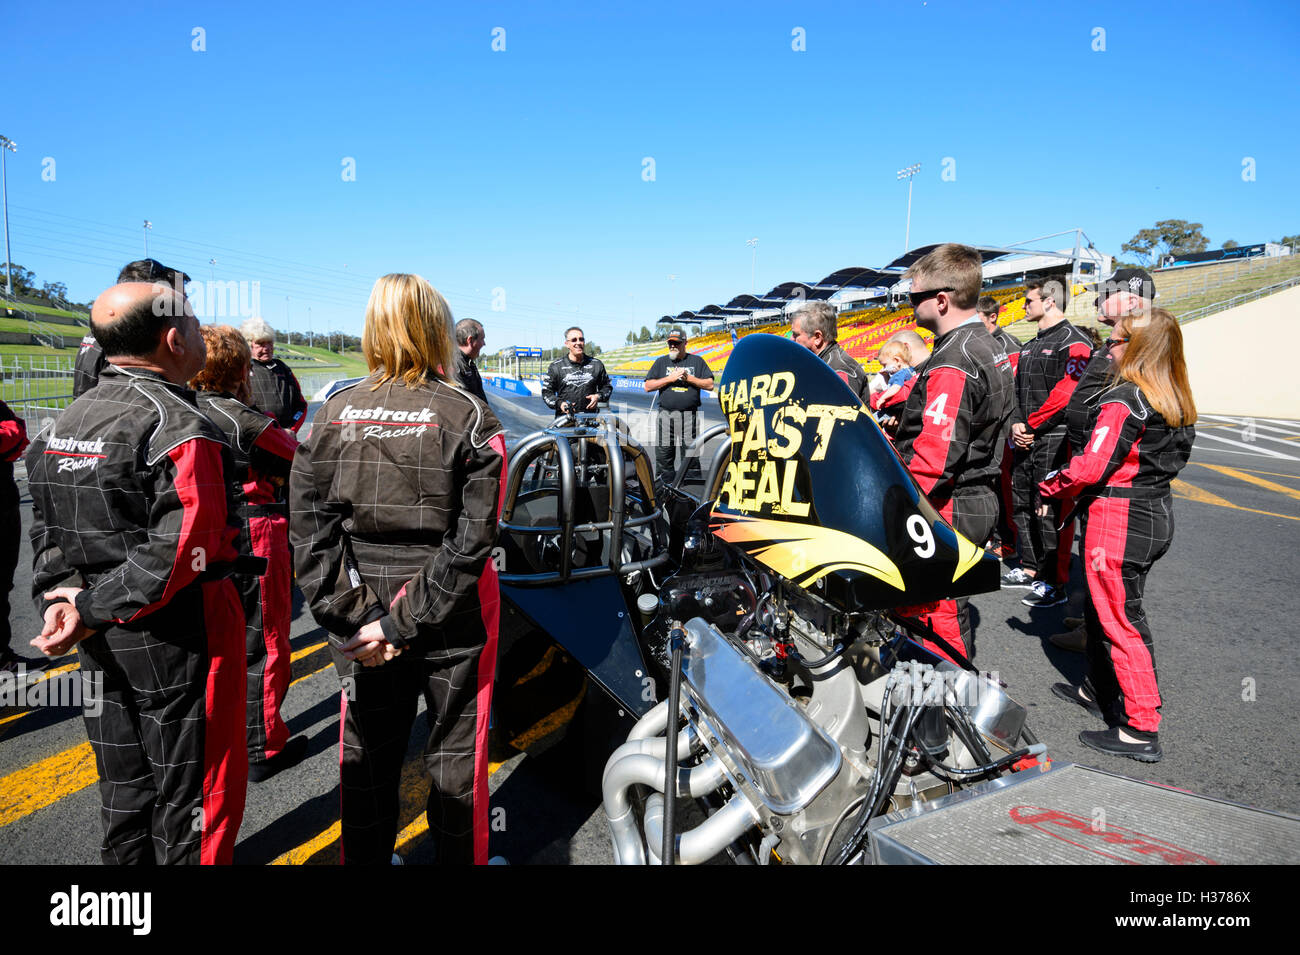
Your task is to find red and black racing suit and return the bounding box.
[73,333,108,398]
[250,357,309,434]
[290,375,507,865]
[197,391,299,763]
[1010,320,1093,587]
[26,365,249,864]
[1039,382,1194,735]
[990,325,1021,550]
[1,400,28,656]
[893,319,1013,663]
[818,341,871,403]
[542,354,613,415]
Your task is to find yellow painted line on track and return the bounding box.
[1192,463,1300,502]
[514,645,558,686]
[271,820,341,865]
[290,640,328,663]
[0,662,83,728]
[1172,479,1300,522]
[1218,466,1300,482]
[289,662,335,689]
[0,742,97,828]
[509,684,586,752]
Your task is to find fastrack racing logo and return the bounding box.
[1008,806,1218,865]
[45,433,107,472]
[334,404,437,440]
[46,434,107,455]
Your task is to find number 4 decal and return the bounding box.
[1090,425,1110,454]
[925,393,949,426]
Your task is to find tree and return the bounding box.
[1222,239,1239,249]
[1278,234,1300,250]
[0,262,37,296]
[1121,219,1210,266]
[625,330,635,345]
[42,281,69,302]
[637,326,652,343]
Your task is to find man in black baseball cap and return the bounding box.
[644,326,714,486]
[1090,267,1155,311]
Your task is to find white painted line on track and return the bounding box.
[1193,429,1300,460]
[1201,414,1300,430]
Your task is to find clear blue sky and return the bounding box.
[5,0,1298,352]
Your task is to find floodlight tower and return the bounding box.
[0,135,15,300]
[746,238,759,295]
[897,163,921,254]
[143,220,152,257]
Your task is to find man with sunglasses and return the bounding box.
[644,326,714,485]
[891,244,1013,664]
[1004,277,1093,610]
[542,326,612,417]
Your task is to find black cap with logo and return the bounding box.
[1092,267,1156,307]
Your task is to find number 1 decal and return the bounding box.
[1090,426,1110,454]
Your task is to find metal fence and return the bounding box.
[1176,275,1300,325]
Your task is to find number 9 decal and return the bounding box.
[906,514,935,558]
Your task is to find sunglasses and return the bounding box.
[908,287,954,308]
[567,337,584,343]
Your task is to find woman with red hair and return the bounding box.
[191,324,305,780]
[1039,308,1197,763]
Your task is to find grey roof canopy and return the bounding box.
[667,245,1017,326]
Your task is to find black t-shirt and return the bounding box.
[646,352,713,411]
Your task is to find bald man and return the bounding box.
[26,282,251,864]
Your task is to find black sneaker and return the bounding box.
[1022,581,1066,608]
[1079,727,1163,763]
[249,735,309,783]
[1000,567,1035,589]
[1052,682,1103,720]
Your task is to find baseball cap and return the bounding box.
[1092,267,1155,307]
[666,326,687,343]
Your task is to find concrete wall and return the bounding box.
[1182,284,1300,418]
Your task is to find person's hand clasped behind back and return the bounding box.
[339,618,403,667]
[33,586,96,657]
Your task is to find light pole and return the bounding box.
[667,273,677,318]
[142,220,152,257]
[746,238,758,295]
[284,296,290,348]
[896,163,921,253]
[207,258,217,321]
[0,135,16,301]
[307,306,312,348]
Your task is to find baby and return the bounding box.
[870,340,915,409]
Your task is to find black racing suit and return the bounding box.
[250,358,309,434]
[818,341,871,404]
[1,400,28,655]
[1040,383,1194,735]
[893,319,1013,662]
[542,354,612,415]
[73,333,107,398]
[990,326,1021,549]
[197,391,300,763]
[454,353,488,402]
[1010,320,1094,586]
[290,374,506,865]
[26,365,249,864]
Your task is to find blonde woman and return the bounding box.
[1038,309,1197,763]
[290,274,506,864]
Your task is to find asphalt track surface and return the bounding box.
[2,392,1297,865]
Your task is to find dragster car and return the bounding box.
[490,333,1300,865]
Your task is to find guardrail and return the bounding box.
[1176,275,1300,324]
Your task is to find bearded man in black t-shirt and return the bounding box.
[643,326,714,486]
